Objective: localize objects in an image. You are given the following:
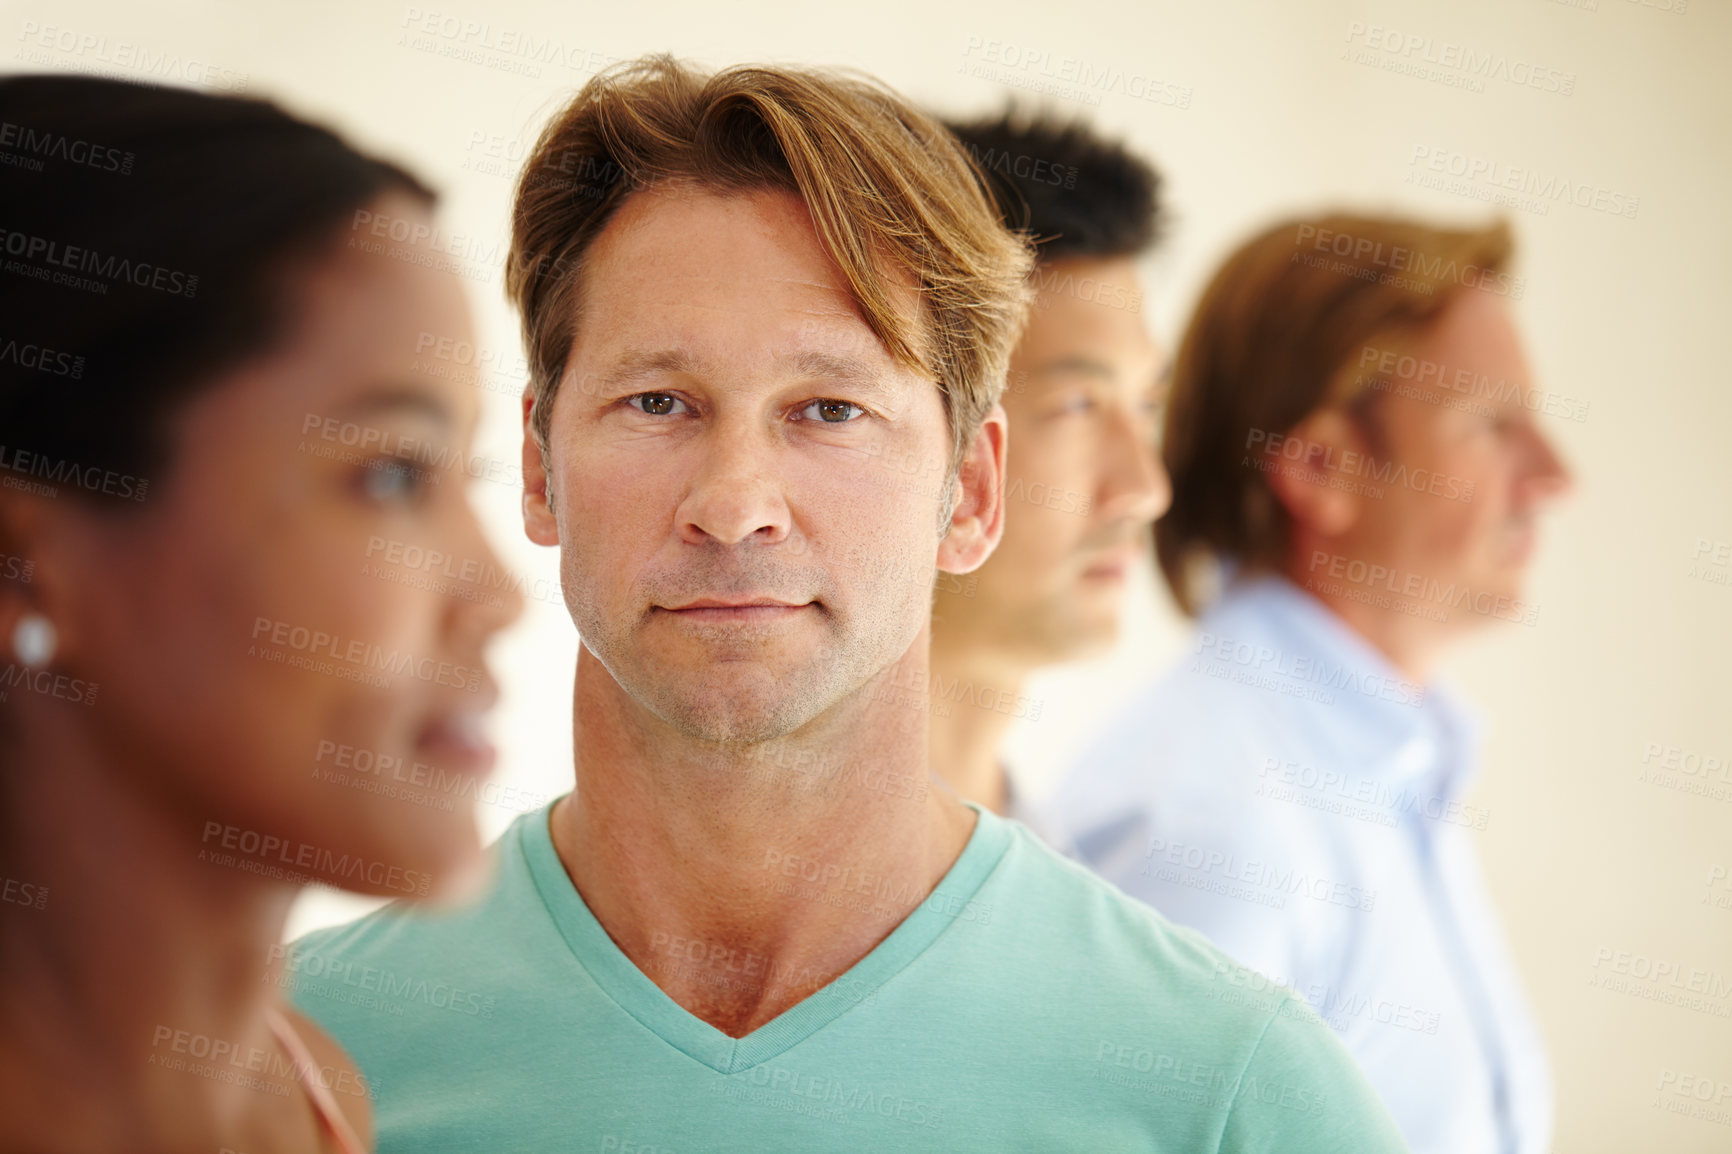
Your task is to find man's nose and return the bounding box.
[1094,401,1172,524]
[674,434,793,546]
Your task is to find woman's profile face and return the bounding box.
[44,193,522,897]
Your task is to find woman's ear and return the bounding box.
[0,494,79,673]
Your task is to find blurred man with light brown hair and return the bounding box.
[1051,213,1569,1154]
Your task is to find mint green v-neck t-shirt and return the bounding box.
[288,802,1408,1153]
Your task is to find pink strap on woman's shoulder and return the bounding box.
[264,1004,370,1154]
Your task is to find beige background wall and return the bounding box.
[8,0,1725,1147]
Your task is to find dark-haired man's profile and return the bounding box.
[929,111,1171,834]
[290,58,1410,1152]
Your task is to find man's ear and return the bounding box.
[521,386,559,547]
[1262,409,1366,538]
[936,402,1007,575]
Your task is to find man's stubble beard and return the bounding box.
[574,590,922,748]
[552,464,952,749]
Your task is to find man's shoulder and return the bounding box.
[986,822,1279,1001]
[288,810,550,986]
[290,893,456,969]
[980,827,1405,1149]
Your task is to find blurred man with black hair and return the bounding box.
[928,111,1171,832]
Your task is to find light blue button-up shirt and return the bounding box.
[1046,574,1553,1154]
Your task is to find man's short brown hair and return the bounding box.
[506,54,1033,477]
[1156,213,1516,615]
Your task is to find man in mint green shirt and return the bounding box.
[292,803,1400,1151]
[290,54,1409,1153]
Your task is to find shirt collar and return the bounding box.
[1200,573,1482,799]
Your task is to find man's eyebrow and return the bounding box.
[588,347,906,402]
[1029,355,1117,383]
[335,384,455,427]
[781,350,903,400]
[1028,356,1171,398]
[589,349,702,394]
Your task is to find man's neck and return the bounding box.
[1283,554,1445,684]
[925,646,1026,816]
[549,635,977,1039]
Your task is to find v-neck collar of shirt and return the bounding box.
[518,797,1013,1074]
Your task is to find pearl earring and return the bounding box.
[12,614,56,668]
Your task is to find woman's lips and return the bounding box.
[414,710,498,777]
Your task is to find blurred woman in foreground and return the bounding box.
[0,76,521,1152]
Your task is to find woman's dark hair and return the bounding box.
[0,76,434,505]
